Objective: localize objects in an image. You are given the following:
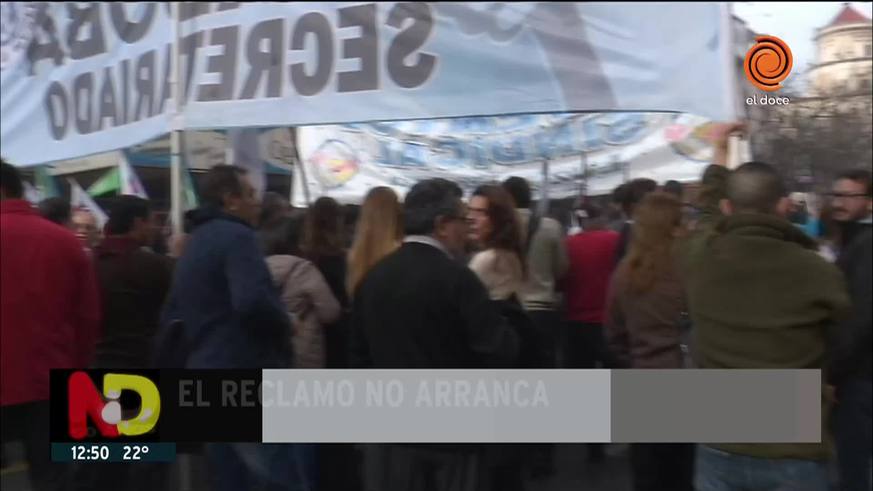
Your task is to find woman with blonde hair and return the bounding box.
[605,191,693,491]
[347,186,403,296]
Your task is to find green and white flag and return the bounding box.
[87,167,121,197]
[70,179,108,229]
[120,151,148,198]
[182,167,199,210]
[87,152,148,198]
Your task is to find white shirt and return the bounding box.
[469,249,523,301]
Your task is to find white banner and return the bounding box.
[293,113,718,206]
[1,2,735,167]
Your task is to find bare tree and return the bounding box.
[749,85,872,193]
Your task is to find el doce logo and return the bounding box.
[67,371,160,440]
[744,35,793,92]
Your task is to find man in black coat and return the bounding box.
[156,166,301,491]
[74,195,173,490]
[828,169,872,491]
[351,178,519,491]
[93,195,173,369]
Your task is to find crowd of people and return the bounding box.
[0,120,870,491]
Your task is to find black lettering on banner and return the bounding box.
[97,67,120,130]
[290,12,333,97]
[240,19,284,99]
[155,44,172,114]
[178,2,210,22]
[386,3,437,89]
[197,27,239,101]
[73,72,95,134]
[133,50,156,121]
[121,58,130,124]
[66,3,107,60]
[337,3,378,92]
[110,3,156,44]
[180,32,205,103]
[27,4,64,76]
[44,82,68,140]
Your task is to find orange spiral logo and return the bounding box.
[744,35,793,92]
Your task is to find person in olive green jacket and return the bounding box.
[682,123,851,491]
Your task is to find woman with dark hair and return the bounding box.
[265,216,340,369]
[302,198,348,303]
[300,196,353,373]
[299,198,363,491]
[467,185,525,301]
[605,191,693,491]
[467,185,535,490]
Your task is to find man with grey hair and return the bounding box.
[351,178,518,491]
[352,177,518,368]
[683,124,850,491]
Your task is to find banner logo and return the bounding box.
[744,35,793,92]
[310,140,360,188]
[67,371,161,440]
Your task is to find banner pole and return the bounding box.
[287,128,295,206]
[170,3,183,236]
[293,128,312,206]
[723,2,742,123]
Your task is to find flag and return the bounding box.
[86,152,148,198]
[35,165,59,199]
[69,179,108,229]
[119,151,148,198]
[24,181,42,204]
[87,167,121,197]
[181,159,199,210]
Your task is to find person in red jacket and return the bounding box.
[563,202,620,367]
[561,201,620,463]
[0,160,101,491]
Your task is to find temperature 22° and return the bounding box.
[122,445,150,461]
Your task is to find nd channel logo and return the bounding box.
[67,371,160,440]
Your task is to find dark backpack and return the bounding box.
[495,296,540,369]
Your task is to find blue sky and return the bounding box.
[733,2,873,87]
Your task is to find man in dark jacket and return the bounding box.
[351,178,518,491]
[159,165,291,369]
[77,195,174,491]
[95,195,173,368]
[828,169,872,491]
[682,125,850,491]
[157,165,299,491]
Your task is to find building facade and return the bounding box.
[809,4,872,95]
